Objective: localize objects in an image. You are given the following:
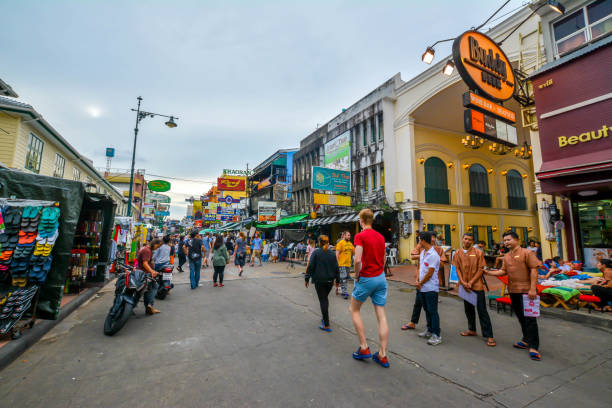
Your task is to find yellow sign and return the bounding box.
[558,125,609,147]
[313,193,351,206]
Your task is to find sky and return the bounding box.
[1,0,526,218]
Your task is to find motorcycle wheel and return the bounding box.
[103,302,134,336]
[156,290,167,300]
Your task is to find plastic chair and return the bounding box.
[386,248,398,266]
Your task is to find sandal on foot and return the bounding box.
[460,331,477,336]
[529,351,541,361]
[319,325,332,332]
[487,338,497,347]
[401,323,415,331]
[513,341,529,349]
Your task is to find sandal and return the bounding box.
[513,341,529,349]
[460,331,477,336]
[487,338,497,347]
[401,323,416,331]
[529,351,541,361]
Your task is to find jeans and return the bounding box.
[189,259,202,289]
[315,281,334,326]
[339,267,350,295]
[420,291,440,336]
[213,265,225,284]
[143,278,158,307]
[411,291,423,324]
[510,293,539,350]
[591,285,612,308]
[178,254,187,269]
[464,290,493,338]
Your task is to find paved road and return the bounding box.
[0,262,610,408]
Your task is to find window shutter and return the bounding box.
[444,224,451,246]
[427,224,434,232]
[487,226,493,248]
[472,226,479,243]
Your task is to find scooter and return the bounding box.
[155,264,174,300]
[104,260,153,336]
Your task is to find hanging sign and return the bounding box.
[464,108,518,146]
[105,148,115,158]
[217,177,246,191]
[222,195,241,205]
[462,91,516,123]
[148,180,171,192]
[452,31,515,102]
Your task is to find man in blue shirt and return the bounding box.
[202,233,211,268]
[250,232,263,267]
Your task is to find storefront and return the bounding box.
[531,37,612,266]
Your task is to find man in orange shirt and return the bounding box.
[486,231,541,361]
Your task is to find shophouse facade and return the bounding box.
[104,170,147,219]
[0,93,128,216]
[292,125,326,215]
[530,0,612,267]
[386,6,543,261]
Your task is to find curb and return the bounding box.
[0,284,104,371]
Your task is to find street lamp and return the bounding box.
[126,96,178,218]
[442,60,455,76]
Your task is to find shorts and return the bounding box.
[352,273,388,306]
[235,252,246,266]
[253,249,262,258]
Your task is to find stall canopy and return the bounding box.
[277,213,308,226]
[307,211,381,227]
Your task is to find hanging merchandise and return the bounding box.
[67,208,103,294]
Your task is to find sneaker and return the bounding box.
[427,334,442,346]
[213,283,218,287]
[372,352,390,368]
[219,283,224,287]
[352,347,371,360]
[418,330,432,338]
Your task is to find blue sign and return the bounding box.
[222,195,241,205]
[203,214,217,221]
[155,210,170,217]
[220,215,235,221]
[217,207,238,215]
[311,166,351,193]
[105,148,115,158]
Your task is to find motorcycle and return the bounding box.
[103,260,154,336]
[155,264,174,300]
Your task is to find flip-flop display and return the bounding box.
[0,286,39,335]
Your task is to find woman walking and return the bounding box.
[235,232,248,277]
[212,234,230,287]
[305,235,340,332]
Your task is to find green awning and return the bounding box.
[277,213,309,226]
[256,222,277,228]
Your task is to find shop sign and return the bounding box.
[452,31,515,102]
[147,193,171,203]
[219,215,239,222]
[324,131,351,171]
[155,210,170,217]
[148,180,171,192]
[105,147,115,158]
[142,203,154,208]
[311,166,351,193]
[221,195,241,205]
[217,207,238,215]
[462,91,516,123]
[223,169,251,176]
[313,193,351,206]
[203,214,217,221]
[258,201,277,222]
[217,177,246,191]
[194,220,202,228]
[464,108,517,146]
[557,124,609,148]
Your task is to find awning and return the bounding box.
[537,150,612,179]
[277,213,309,226]
[256,222,277,229]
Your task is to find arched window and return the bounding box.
[424,157,449,204]
[507,170,526,210]
[469,164,491,207]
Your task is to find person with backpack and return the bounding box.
[177,235,187,272]
[235,231,248,276]
[212,234,230,287]
[305,235,340,332]
[185,231,204,289]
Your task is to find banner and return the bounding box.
[218,177,246,191]
[312,166,351,193]
[313,193,351,206]
[192,200,202,219]
[258,201,277,222]
[324,131,350,171]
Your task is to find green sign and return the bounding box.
[148,179,171,192]
[311,166,351,193]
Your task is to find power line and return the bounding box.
[145,173,217,184]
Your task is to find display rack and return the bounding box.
[66,208,104,294]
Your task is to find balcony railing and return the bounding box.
[470,192,491,207]
[425,188,450,205]
[508,196,527,210]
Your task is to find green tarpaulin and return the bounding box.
[277,213,308,225]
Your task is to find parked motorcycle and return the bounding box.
[155,264,174,300]
[103,260,153,336]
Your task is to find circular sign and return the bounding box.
[224,196,234,205]
[148,180,171,192]
[452,31,515,102]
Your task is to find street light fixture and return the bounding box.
[422,47,435,64]
[126,96,179,218]
[442,60,455,76]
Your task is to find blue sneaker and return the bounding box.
[352,347,371,360]
[372,352,390,368]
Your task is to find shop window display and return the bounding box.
[67,208,104,294]
[575,199,612,268]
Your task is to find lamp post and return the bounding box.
[126,96,178,218]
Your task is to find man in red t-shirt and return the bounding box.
[137,238,162,315]
[350,208,390,368]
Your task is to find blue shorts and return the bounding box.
[352,273,388,306]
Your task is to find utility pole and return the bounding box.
[245,163,250,218]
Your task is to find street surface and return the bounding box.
[0,262,610,408]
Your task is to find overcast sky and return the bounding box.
[2,0,525,217]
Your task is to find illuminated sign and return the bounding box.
[453,31,515,102]
[464,108,517,146]
[313,193,351,207]
[462,92,516,123]
[558,125,610,147]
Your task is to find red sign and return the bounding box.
[194,220,202,228]
[217,177,246,191]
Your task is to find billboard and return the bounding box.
[312,166,351,193]
[217,177,246,191]
[324,131,350,171]
[313,193,351,206]
[147,193,171,203]
[258,201,277,222]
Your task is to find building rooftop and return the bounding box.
[0,79,18,98]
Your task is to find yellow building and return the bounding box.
[0,93,128,215]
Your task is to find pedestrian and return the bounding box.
[262,240,270,263]
[454,233,495,347]
[271,240,279,263]
[305,235,340,332]
[335,231,354,299]
[152,235,172,270]
[212,234,230,287]
[250,232,263,266]
[414,231,442,345]
[186,231,204,289]
[177,235,187,272]
[202,232,211,268]
[305,239,316,266]
[235,231,248,276]
[137,238,162,315]
[485,231,542,361]
[350,209,390,368]
[590,259,612,312]
[225,234,234,257]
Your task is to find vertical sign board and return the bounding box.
[258,201,278,222]
[324,131,351,171]
[311,166,351,193]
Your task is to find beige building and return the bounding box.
[0,93,129,215]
